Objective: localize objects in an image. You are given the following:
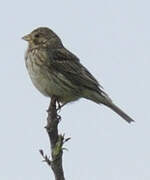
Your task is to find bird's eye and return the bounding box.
[35,34,40,38]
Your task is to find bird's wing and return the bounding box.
[50,48,104,94]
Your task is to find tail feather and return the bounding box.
[106,103,135,123]
[83,90,134,123]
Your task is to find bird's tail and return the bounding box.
[105,102,134,123]
[84,90,134,123]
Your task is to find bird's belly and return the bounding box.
[28,69,61,97]
[30,74,54,97]
[26,58,80,103]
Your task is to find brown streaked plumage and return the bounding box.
[23,27,134,123]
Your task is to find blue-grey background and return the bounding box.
[1,0,149,179]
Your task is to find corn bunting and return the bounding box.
[22,27,134,123]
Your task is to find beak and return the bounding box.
[22,34,32,41]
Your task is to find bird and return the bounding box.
[22,27,134,123]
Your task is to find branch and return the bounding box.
[40,96,70,180]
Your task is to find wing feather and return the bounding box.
[50,48,104,94]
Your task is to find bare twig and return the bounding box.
[40,96,70,180]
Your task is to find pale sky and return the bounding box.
[1,0,150,180]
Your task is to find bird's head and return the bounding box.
[22,27,62,49]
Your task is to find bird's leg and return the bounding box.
[53,100,62,121]
[47,98,67,113]
[56,102,68,112]
[46,97,62,123]
[56,100,62,111]
[46,98,61,114]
